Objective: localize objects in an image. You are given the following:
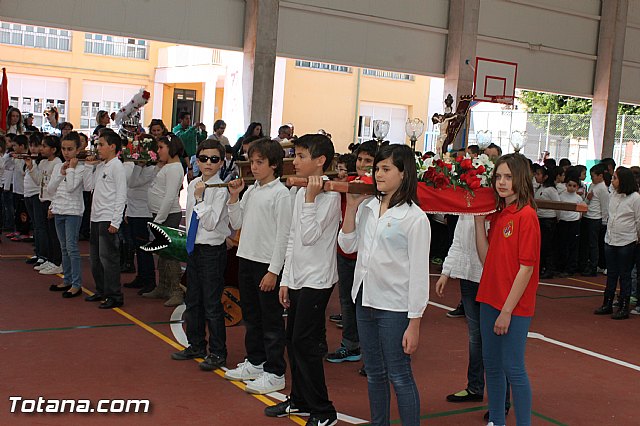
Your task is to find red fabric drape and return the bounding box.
[0,68,9,131]
[417,183,496,215]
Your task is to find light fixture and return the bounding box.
[510,130,527,153]
[405,118,425,153]
[475,130,492,150]
[373,120,390,145]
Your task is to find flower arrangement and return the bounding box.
[416,153,494,193]
[119,135,158,164]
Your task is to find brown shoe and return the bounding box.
[164,293,184,307]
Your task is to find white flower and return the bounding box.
[423,157,435,169]
[132,140,139,147]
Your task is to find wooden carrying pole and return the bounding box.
[285,178,587,212]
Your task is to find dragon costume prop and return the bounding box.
[140,222,243,326]
[140,222,187,262]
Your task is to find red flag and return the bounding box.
[0,68,9,131]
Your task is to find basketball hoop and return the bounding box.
[473,57,518,105]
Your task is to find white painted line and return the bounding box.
[170,306,370,424]
[170,305,188,347]
[429,300,640,373]
[539,282,603,293]
[527,332,640,372]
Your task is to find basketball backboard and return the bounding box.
[473,57,518,105]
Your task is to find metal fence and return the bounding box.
[468,111,640,166]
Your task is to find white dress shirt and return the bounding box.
[147,162,183,223]
[339,197,431,318]
[90,157,127,229]
[12,159,25,195]
[27,157,62,201]
[441,215,485,284]
[535,185,560,218]
[228,178,291,275]
[282,186,341,290]
[48,162,88,216]
[584,181,610,224]
[185,175,230,246]
[605,191,640,246]
[125,163,157,218]
[23,160,40,197]
[558,191,583,222]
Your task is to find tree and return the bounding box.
[518,90,640,140]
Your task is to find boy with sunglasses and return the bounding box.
[172,139,230,371]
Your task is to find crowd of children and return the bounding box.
[3,102,640,426]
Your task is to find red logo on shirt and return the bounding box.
[503,220,514,238]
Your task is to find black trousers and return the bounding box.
[582,218,605,272]
[185,243,227,357]
[89,221,122,302]
[287,286,336,416]
[80,191,92,238]
[42,200,62,266]
[238,258,286,375]
[557,220,580,274]
[13,193,30,234]
[128,216,155,285]
[538,218,557,272]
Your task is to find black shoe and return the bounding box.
[49,284,72,292]
[329,313,342,323]
[171,346,206,360]
[358,367,367,377]
[137,283,156,296]
[264,399,311,418]
[540,270,555,279]
[123,277,145,289]
[62,288,83,298]
[594,294,614,315]
[581,269,597,277]
[446,302,465,318]
[85,294,104,302]
[199,353,226,371]
[306,413,337,426]
[25,256,40,264]
[483,406,510,422]
[98,298,124,309]
[446,389,483,402]
[612,297,630,320]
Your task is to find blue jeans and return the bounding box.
[480,303,532,426]
[55,215,83,289]
[604,242,637,299]
[356,292,420,426]
[460,279,484,394]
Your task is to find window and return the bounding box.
[0,21,71,51]
[362,68,415,81]
[84,33,149,59]
[294,60,351,74]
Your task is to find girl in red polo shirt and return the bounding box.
[474,153,540,426]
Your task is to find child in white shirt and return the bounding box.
[225,139,291,394]
[265,134,340,425]
[557,177,583,276]
[171,139,230,371]
[339,144,430,426]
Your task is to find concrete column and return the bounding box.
[243,0,279,136]
[151,82,164,123]
[590,0,628,161]
[202,78,217,130]
[443,0,480,149]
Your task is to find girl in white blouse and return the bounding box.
[142,133,186,306]
[594,166,640,319]
[339,144,430,426]
[47,132,91,297]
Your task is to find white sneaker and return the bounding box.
[34,261,53,271]
[224,359,264,381]
[245,371,285,394]
[40,264,63,275]
[597,267,607,275]
[631,307,640,315]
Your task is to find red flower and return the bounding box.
[468,179,481,189]
[456,155,464,163]
[436,159,445,168]
[445,163,452,171]
[142,90,151,100]
[476,165,486,173]
[460,158,473,170]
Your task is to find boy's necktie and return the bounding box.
[186,210,199,255]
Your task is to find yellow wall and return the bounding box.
[0,31,173,128]
[215,88,224,121]
[160,82,205,129]
[281,59,431,153]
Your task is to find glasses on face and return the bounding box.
[197,155,221,164]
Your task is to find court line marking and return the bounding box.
[429,301,640,373]
[78,289,307,426]
[538,282,603,293]
[568,277,606,288]
[170,305,369,425]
